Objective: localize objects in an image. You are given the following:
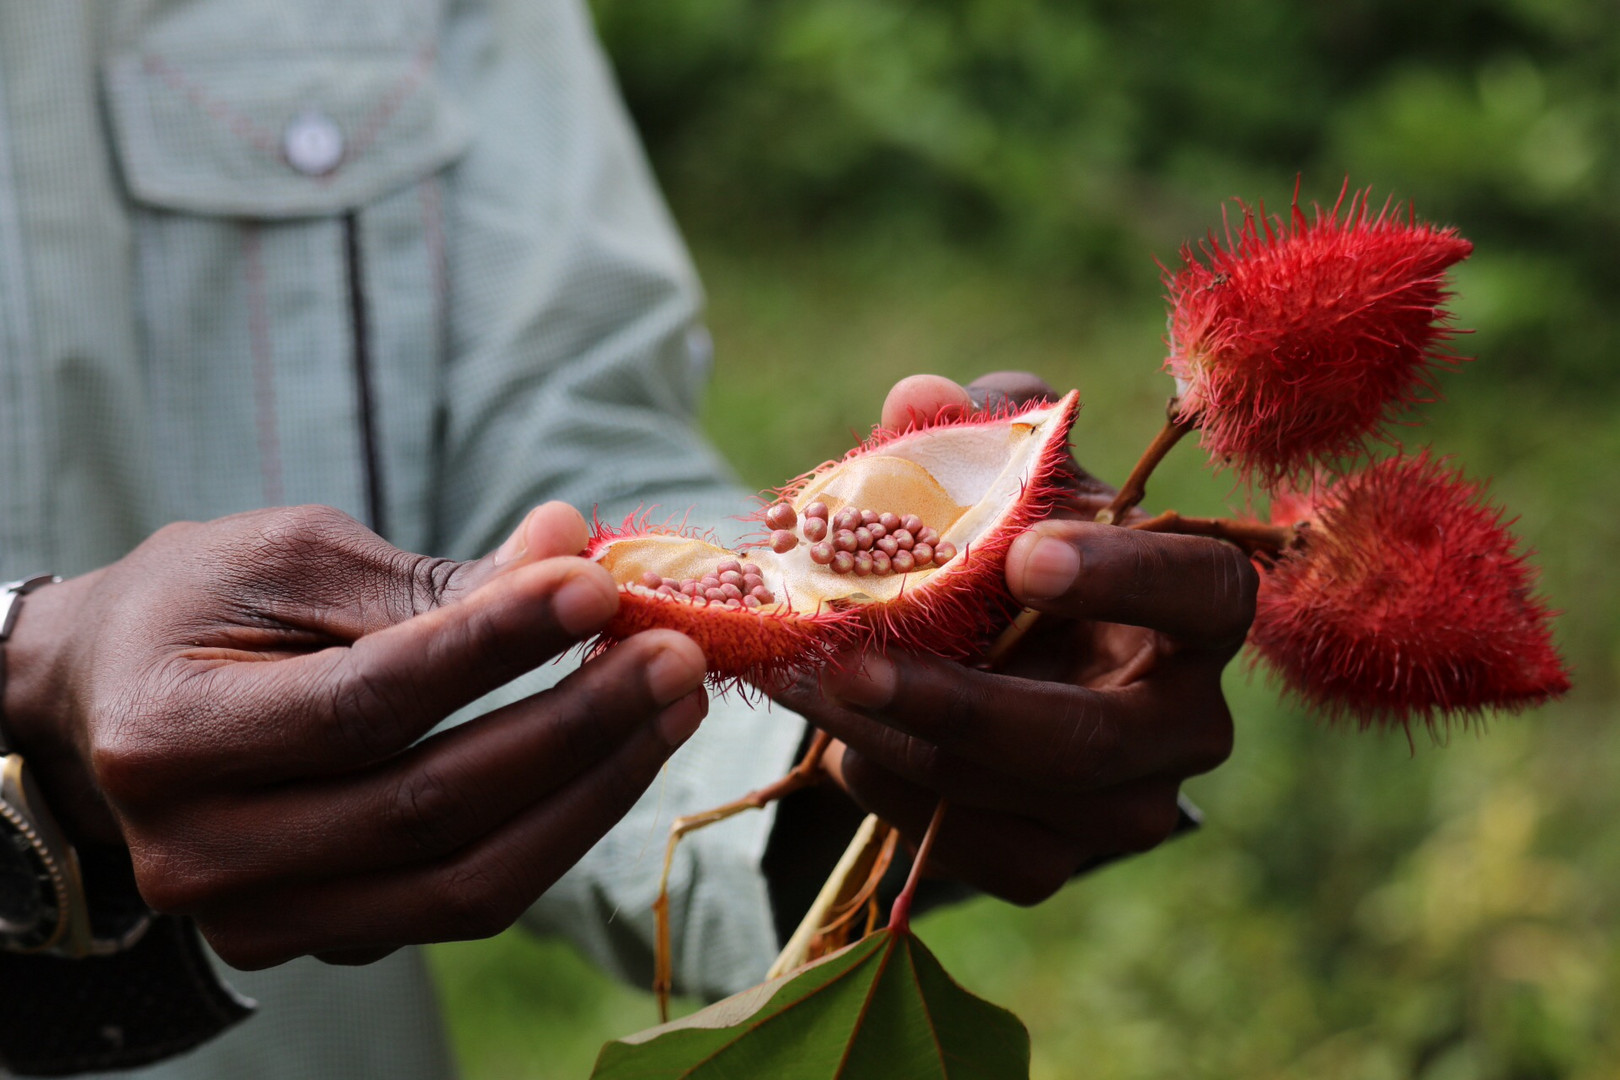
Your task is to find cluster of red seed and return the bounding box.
[765,501,956,577]
[639,559,777,609]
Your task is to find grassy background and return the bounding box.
[429,236,1615,1079]
[430,3,1618,1074]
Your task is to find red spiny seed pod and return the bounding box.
[585,391,1080,689]
[1248,451,1570,733]
[1166,181,1473,487]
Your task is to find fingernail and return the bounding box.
[647,644,707,705]
[553,573,618,635]
[1017,535,1081,601]
[492,512,532,568]
[821,652,896,708]
[656,689,709,747]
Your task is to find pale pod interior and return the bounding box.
[595,394,1073,614]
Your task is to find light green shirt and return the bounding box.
[0,1,807,1075]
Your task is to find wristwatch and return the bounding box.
[0,575,150,957]
[0,576,252,1075]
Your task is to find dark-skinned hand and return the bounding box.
[2,503,708,968]
[772,372,1255,906]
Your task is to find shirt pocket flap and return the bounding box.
[103,48,470,218]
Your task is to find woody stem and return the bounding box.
[1096,411,1196,525]
[654,729,832,1020]
[1130,510,1296,554]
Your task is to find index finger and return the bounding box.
[166,557,623,785]
[806,649,1233,794]
[1005,521,1257,649]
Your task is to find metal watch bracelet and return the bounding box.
[0,574,152,957]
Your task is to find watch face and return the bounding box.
[0,811,64,950]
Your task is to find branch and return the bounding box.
[1130,510,1298,554]
[1096,405,1195,525]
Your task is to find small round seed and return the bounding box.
[700,573,720,589]
[854,551,873,576]
[866,523,887,542]
[639,571,662,589]
[663,577,680,589]
[831,529,856,554]
[911,542,934,567]
[802,517,828,542]
[917,527,940,547]
[870,550,891,575]
[891,550,916,574]
[717,558,742,575]
[892,529,914,550]
[743,566,765,584]
[657,584,677,596]
[744,595,762,608]
[705,587,726,602]
[830,551,856,575]
[877,536,899,557]
[834,509,861,533]
[680,581,701,596]
[750,585,774,602]
[725,598,742,610]
[810,541,835,565]
[860,509,879,526]
[932,540,957,563]
[854,527,873,551]
[901,514,924,534]
[805,501,830,521]
[769,530,797,553]
[765,502,797,531]
[721,583,744,601]
[879,512,902,532]
[718,570,744,588]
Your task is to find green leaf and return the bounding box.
[590,928,1030,1079]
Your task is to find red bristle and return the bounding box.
[585,392,1082,690]
[1249,451,1570,733]
[1166,182,1473,487]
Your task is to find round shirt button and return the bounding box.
[283,111,345,176]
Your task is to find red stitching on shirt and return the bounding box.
[140,55,281,158]
[418,176,448,313]
[333,42,440,183]
[242,224,286,506]
[142,43,438,178]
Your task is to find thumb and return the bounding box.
[880,374,973,431]
[439,502,593,605]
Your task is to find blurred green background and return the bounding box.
[430,2,1620,1077]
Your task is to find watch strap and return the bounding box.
[0,914,254,1076]
[0,575,257,1071]
[0,575,62,758]
[0,576,61,646]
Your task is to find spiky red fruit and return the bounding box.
[587,391,1080,689]
[1167,183,1473,486]
[1249,452,1570,731]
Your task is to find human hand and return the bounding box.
[2,504,707,967]
[775,373,1254,904]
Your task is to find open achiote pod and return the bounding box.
[586,390,1081,688]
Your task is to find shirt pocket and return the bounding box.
[100,27,469,551]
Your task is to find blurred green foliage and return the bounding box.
[593,0,1620,388]
[431,3,1619,1078]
